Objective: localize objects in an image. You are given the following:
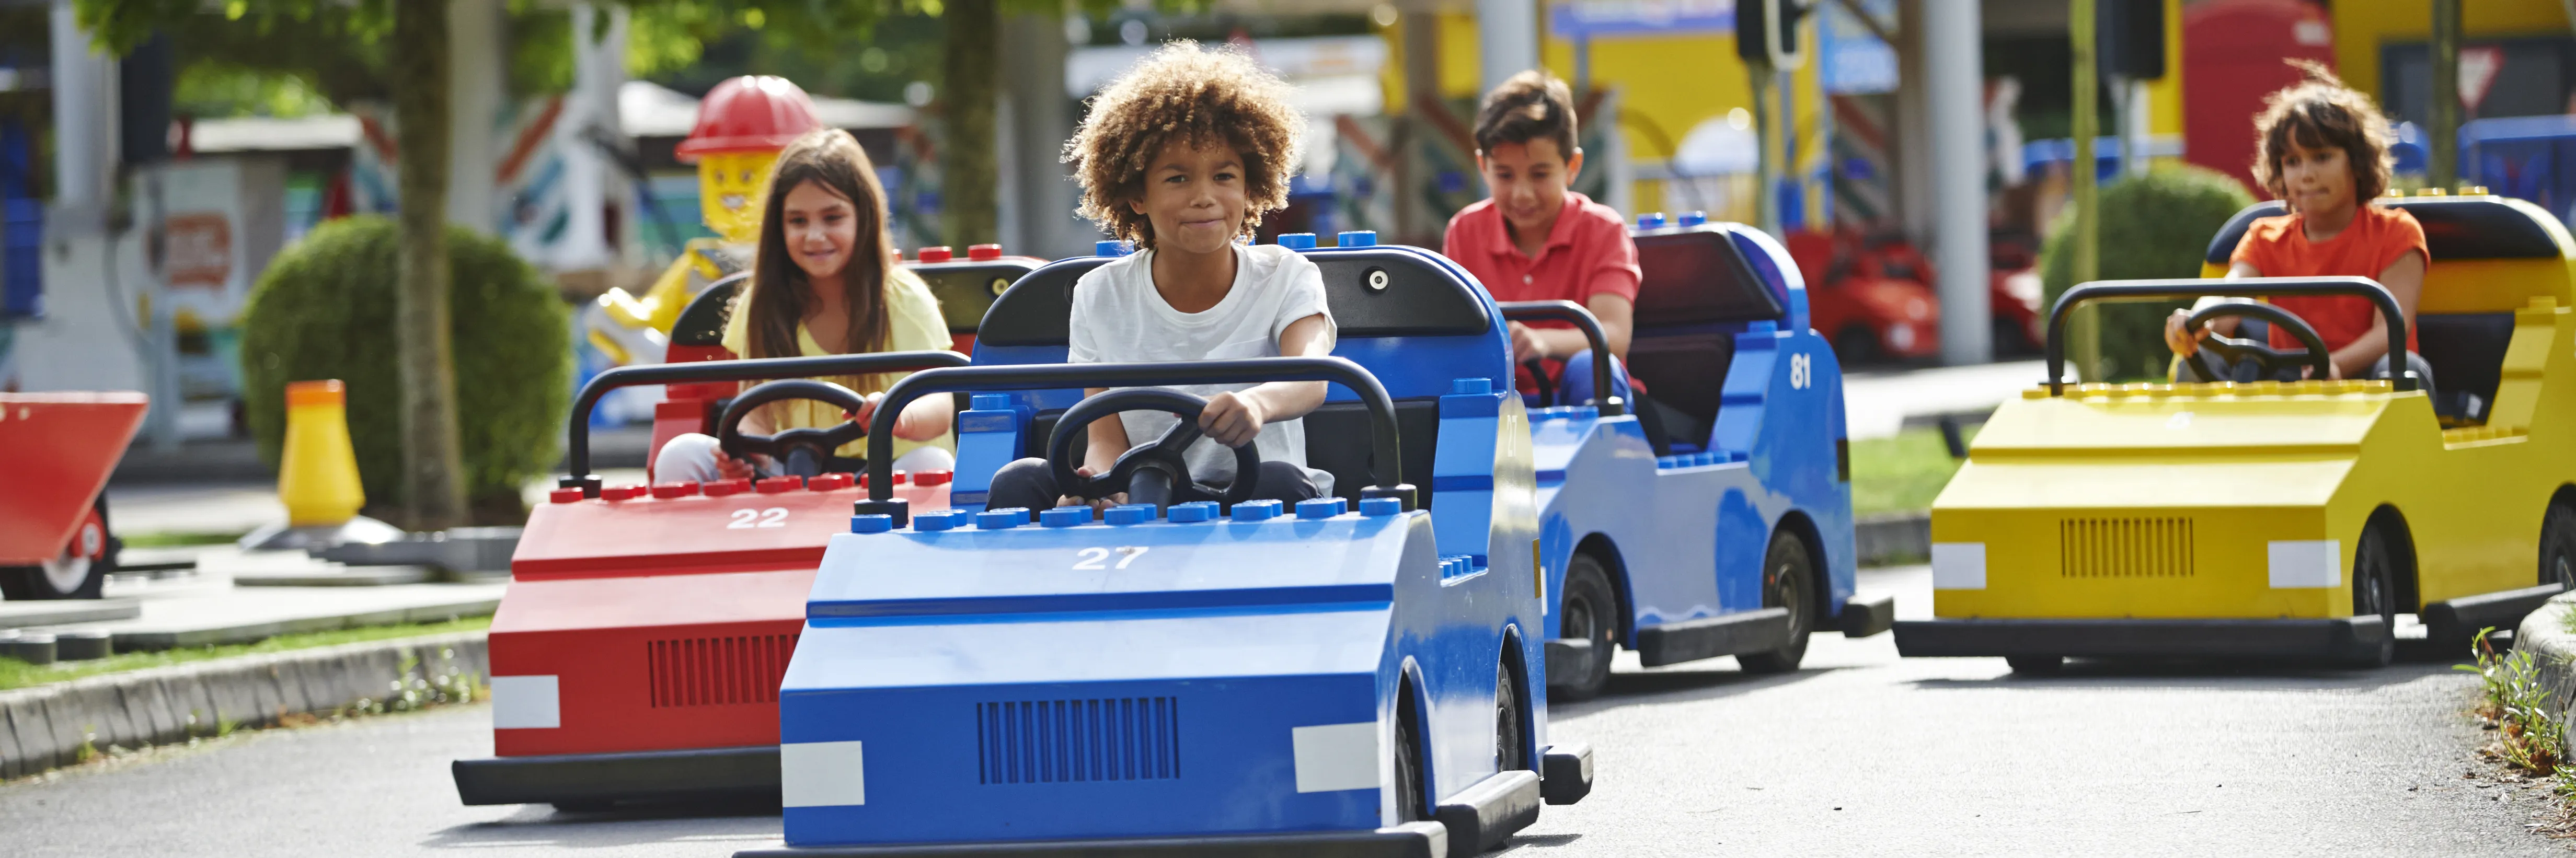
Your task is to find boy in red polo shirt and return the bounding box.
[1444,71,1644,412]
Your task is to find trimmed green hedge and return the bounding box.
[2039,165,2258,381]
[239,216,569,519]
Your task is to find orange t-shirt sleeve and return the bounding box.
[2373,208,2430,274]
[1580,216,1642,304]
[2227,217,2285,275]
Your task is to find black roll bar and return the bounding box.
[2043,277,2414,396]
[559,351,970,494]
[856,356,1416,524]
[1496,300,1626,416]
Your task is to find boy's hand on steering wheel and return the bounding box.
[1056,466,1128,513]
[715,454,757,481]
[1200,390,1267,448]
[2163,308,2212,357]
[1506,321,1548,364]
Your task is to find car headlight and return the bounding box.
[1887,322,1916,351]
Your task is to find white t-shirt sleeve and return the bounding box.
[1066,265,1112,364]
[1270,252,1334,343]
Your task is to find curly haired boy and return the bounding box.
[2166,63,2431,386]
[983,41,1338,513]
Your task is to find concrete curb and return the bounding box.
[0,632,486,779]
[2516,594,2576,732]
[1856,513,1930,567]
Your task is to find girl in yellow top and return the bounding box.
[654,128,957,482]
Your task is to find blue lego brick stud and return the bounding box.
[976,507,1030,530]
[1104,504,1157,526]
[1296,497,1347,519]
[970,393,1013,410]
[1360,496,1403,516]
[913,508,973,531]
[1233,499,1284,521]
[1040,505,1093,528]
[850,514,893,534]
[1168,501,1219,523]
[1679,211,1707,226]
[1093,239,1133,257]
[1276,233,1317,250]
[1451,376,1494,396]
[1336,230,1377,247]
[1637,212,1667,229]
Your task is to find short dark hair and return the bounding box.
[2252,61,2394,206]
[1473,70,1577,159]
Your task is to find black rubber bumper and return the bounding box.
[732,821,1450,858]
[1891,615,2387,662]
[452,745,778,806]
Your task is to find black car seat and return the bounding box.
[1626,226,1789,452]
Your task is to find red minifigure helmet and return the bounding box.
[675,76,824,163]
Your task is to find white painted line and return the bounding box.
[1931,542,1986,590]
[781,740,867,807]
[488,675,559,729]
[2268,540,2342,589]
[1292,722,1380,793]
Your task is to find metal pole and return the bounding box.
[1924,0,1990,364]
[1753,60,1778,235]
[1476,0,1539,90]
[2070,0,2103,379]
[2431,0,2462,188]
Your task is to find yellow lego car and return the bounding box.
[1893,194,2576,671]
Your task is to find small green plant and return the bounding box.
[2459,629,2567,777]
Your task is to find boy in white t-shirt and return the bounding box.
[984,41,1337,512]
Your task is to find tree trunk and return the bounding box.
[941,0,999,247]
[390,0,468,531]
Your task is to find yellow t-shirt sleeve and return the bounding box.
[719,282,751,358]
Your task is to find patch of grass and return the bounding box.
[1849,423,1979,517]
[0,616,490,691]
[2460,629,2574,794]
[115,531,248,549]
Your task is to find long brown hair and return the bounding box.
[740,129,895,384]
[2251,61,2395,208]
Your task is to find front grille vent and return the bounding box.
[646,633,797,708]
[2059,517,2195,578]
[977,697,1180,785]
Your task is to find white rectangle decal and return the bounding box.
[781,740,867,807]
[489,675,559,729]
[1931,542,1986,590]
[2268,540,2342,589]
[1291,722,1380,793]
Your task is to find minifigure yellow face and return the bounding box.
[699,150,783,244]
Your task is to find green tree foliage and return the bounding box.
[239,216,569,519]
[2040,165,2258,381]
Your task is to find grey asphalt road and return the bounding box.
[1,566,2560,857]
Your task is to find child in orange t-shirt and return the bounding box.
[2165,65,2431,387]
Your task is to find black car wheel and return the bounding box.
[0,496,114,600]
[1496,660,1527,773]
[1738,529,1815,674]
[2541,501,2576,590]
[1551,554,1618,700]
[1393,684,1428,823]
[2352,521,2399,668]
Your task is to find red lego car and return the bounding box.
[451,247,1034,809]
[1788,228,2044,363]
[452,351,968,809]
[0,392,143,600]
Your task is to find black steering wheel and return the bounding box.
[1045,388,1261,510]
[2183,302,2333,384]
[1522,360,1555,408]
[718,379,868,478]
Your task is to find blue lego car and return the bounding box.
[1516,217,1894,700]
[739,235,1592,857]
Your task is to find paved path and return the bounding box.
[1843,358,2047,439]
[0,567,2556,856]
